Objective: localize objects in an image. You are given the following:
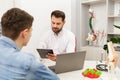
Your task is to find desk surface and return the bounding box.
[42,59,120,80]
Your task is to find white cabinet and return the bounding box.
[80,0,120,48]
[85,46,107,61]
[80,0,107,48]
[84,46,120,68]
[107,0,120,43]
[80,0,120,67]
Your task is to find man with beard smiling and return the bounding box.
[39,10,76,61]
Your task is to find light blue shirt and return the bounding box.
[0,36,59,80]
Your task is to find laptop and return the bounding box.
[36,49,53,58]
[48,51,86,74]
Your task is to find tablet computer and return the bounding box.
[36,49,53,58]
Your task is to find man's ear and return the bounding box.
[63,20,66,24]
[21,29,29,38]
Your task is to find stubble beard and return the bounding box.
[52,27,62,35]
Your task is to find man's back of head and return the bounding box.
[1,8,34,40]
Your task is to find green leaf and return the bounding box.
[113,25,120,29]
[110,38,117,43]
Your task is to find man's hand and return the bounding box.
[46,53,56,61]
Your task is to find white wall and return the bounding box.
[0,0,14,19]
[71,0,81,51]
[0,0,14,37]
[0,0,80,58]
[14,0,72,57]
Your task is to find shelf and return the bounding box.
[107,33,120,35]
[82,0,105,5]
[108,15,120,18]
[112,0,120,2]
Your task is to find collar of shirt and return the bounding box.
[0,36,20,51]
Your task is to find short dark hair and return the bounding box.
[1,8,34,40]
[51,10,65,21]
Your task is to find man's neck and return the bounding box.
[14,39,23,50]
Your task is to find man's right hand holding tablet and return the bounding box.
[46,53,57,61]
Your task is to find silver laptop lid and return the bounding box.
[55,51,86,74]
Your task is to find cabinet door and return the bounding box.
[85,46,106,60]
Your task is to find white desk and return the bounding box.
[43,59,120,80]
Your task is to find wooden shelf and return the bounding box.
[82,0,105,5]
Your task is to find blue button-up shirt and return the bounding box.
[0,36,59,80]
